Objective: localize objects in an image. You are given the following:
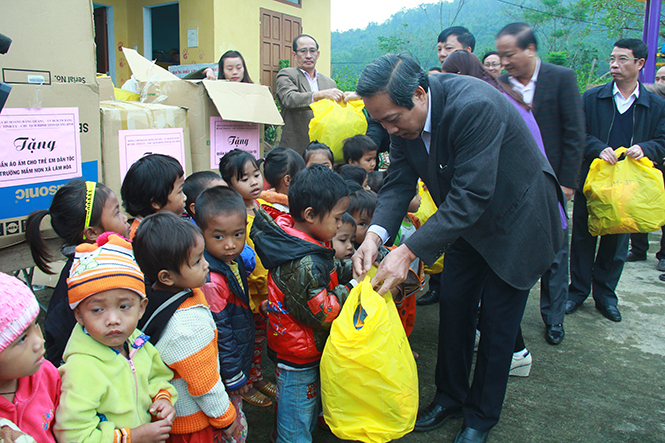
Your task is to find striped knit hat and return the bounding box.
[0,272,40,353]
[67,232,146,309]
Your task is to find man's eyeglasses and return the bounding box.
[607,56,639,64]
[296,48,318,55]
[484,62,501,68]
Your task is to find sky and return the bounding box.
[330,0,438,32]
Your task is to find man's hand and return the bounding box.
[625,144,644,160]
[149,398,175,423]
[371,244,417,296]
[0,425,27,443]
[599,147,618,164]
[352,233,381,280]
[561,186,574,201]
[313,88,344,102]
[344,91,361,102]
[130,419,172,443]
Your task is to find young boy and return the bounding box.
[55,233,177,443]
[121,154,186,239]
[133,213,238,442]
[250,164,357,443]
[183,171,226,220]
[0,273,60,443]
[196,186,253,442]
[342,134,377,173]
[347,189,377,247]
[332,213,356,260]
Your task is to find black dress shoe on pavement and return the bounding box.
[660,274,665,282]
[414,402,462,432]
[416,289,440,306]
[545,324,565,345]
[657,259,665,272]
[565,300,581,314]
[626,251,647,262]
[595,302,622,322]
[453,426,489,443]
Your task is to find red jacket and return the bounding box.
[0,360,60,442]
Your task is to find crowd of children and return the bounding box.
[1,133,424,443]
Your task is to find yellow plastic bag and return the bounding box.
[309,99,368,164]
[584,147,665,236]
[321,277,418,443]
[413,181,444,273]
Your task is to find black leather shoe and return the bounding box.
[595,302,622,322]
[657,259,665,272]
[413,402,462,432]
[545,324,565,345]
[626,251,647,262]
[453,426,489,443]
[416,289,440,306]
[660,274,665,282]
[565,300,581,314]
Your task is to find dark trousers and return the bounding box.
[539,225,569,325]
[568,190,629,307]
[434,238,529,431]
[630,228,665,260]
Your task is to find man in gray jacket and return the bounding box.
[276,34,341,154]
[353,54,564,443]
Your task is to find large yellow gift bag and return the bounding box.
[584,147,665,236]
[320,277,418,443]
[309,99,367,164]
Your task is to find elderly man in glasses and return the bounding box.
[276,34,343,154]
[567,38,665,322]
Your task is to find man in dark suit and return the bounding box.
[566,39,665,321]
[275,34,341,154]
[352,54,564,443]
[496,22,585,345]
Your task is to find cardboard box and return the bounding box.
[122,48,283,172]
[99,101,192,201]
[0,83,102,249]
[0,0,97,86]
[97,76,116,101]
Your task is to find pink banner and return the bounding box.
[210,117,260,169]
[118,128,186,182]
[0,107,81,187]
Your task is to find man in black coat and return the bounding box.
[352,54,564,443]
[497,22,585,345]
[566,39,665,321]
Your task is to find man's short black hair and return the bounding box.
[614,38,648,63]
[194,186,246,231]
[303,142,334,165]
[218,149,260,184]
[293,34,319,51]
[183,171,223,217]
[438,26,476,51]
[336,164,367,187]
[347,189,377,219]
[121,154,184,217]
[342,135,378,164]
[341,212,356,227]
[356,53,429,110]
[367,170,385,193]
[497,23,538,51]
[289,164,349,222]
[482,51,500,63]
[133,212,202,284]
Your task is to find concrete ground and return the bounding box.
[30,232,664,443]
[242,231,665,443]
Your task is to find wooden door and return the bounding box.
[260,8,301,96]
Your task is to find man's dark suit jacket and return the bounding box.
[372,74,564,290]
[499,62,585,189]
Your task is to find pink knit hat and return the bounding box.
[0,272,40,353]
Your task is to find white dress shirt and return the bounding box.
[299,68,319,94]
[613,82,640,114]
[508,58,541,105]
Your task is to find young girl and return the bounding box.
[219,149,275,408]
[260,147,305,213]
[0,272,60,443]
[218,50,253,83]
[303,142,334,169]
[25,180,130,367]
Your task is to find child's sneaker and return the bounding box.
[509,349,532,377]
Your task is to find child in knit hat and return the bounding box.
[55,233,178,443]
[0,272,60,443]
